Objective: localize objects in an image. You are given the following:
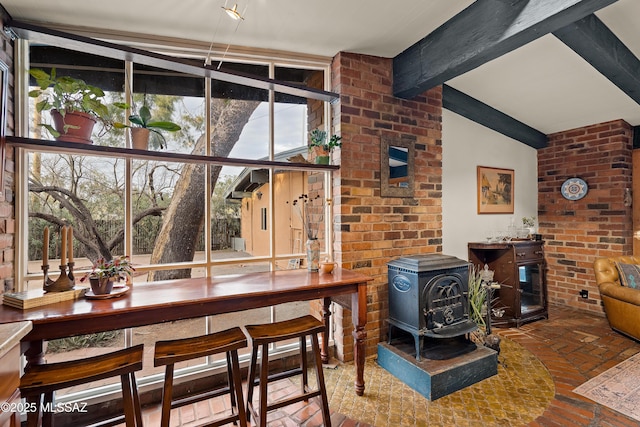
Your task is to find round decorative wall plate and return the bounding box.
[561,178,588,200]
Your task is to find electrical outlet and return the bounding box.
[580,289,589,299]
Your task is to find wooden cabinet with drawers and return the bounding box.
[468,241,548,327]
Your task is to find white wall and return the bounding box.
[442,110,539,261]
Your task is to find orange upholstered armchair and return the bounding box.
[594,255,640,341]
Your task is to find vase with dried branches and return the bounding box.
[289,194,324,271]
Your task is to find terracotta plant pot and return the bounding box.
[311,146,331,164]
[131,128,150,150]
[51,110,97,144]
[89,276,115,295]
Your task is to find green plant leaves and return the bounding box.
[38,123,60,138]
[468,265,487,329]
[146,121,181,131]
[28,68,112,122]
[138,105,152,124]
[309,128,341,150]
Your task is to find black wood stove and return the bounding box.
[387,254,477,361]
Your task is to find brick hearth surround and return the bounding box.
[328,52,443,361]
[539,119,633,315]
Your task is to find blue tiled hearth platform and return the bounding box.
[377,335,498,401]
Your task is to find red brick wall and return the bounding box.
[538,119,633,315]
[330,52,443,360]
[0,17,14,295]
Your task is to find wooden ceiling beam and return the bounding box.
[554,14,640,106]
[393,0,619,99]
[443,85,548,149]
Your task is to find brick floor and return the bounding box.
[503,304,640,427]
[131,303,640,426]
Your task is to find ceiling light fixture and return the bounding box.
[205,1,249,68]
[222,4,244,20]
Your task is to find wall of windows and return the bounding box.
[17,37,333,402]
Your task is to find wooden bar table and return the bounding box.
[0,268,372,396]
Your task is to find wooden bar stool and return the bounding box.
[242,315,331,427]
[153,327,247,427]
[20,344,144,427]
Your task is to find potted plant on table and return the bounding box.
[522,216,537,237]
[81,255,135,295]
[28,68,112,144]
[113,104,181,150]
[309,129,341,164]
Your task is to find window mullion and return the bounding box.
[204,76,212,276]
[268,63,276,273]
[123,61,134,260]
[205,72,214,341]
[268,63,276,328]
[123,61,134,349]
[15,40,30,291]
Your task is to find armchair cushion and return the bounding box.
[594,256,640,341]
[615,262,640,289]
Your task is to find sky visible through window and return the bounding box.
[221,102,307,178]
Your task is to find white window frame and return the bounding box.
[15,40,333,289]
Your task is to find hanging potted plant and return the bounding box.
[81,255,135,295]
[309,129,341,164]
[28,68,112,144]
[114,104,181,150]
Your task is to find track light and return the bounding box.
[222,4,244,20]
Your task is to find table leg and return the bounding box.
[321,297,331,364]
[352,282,367,396]
[22,340,45,368]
